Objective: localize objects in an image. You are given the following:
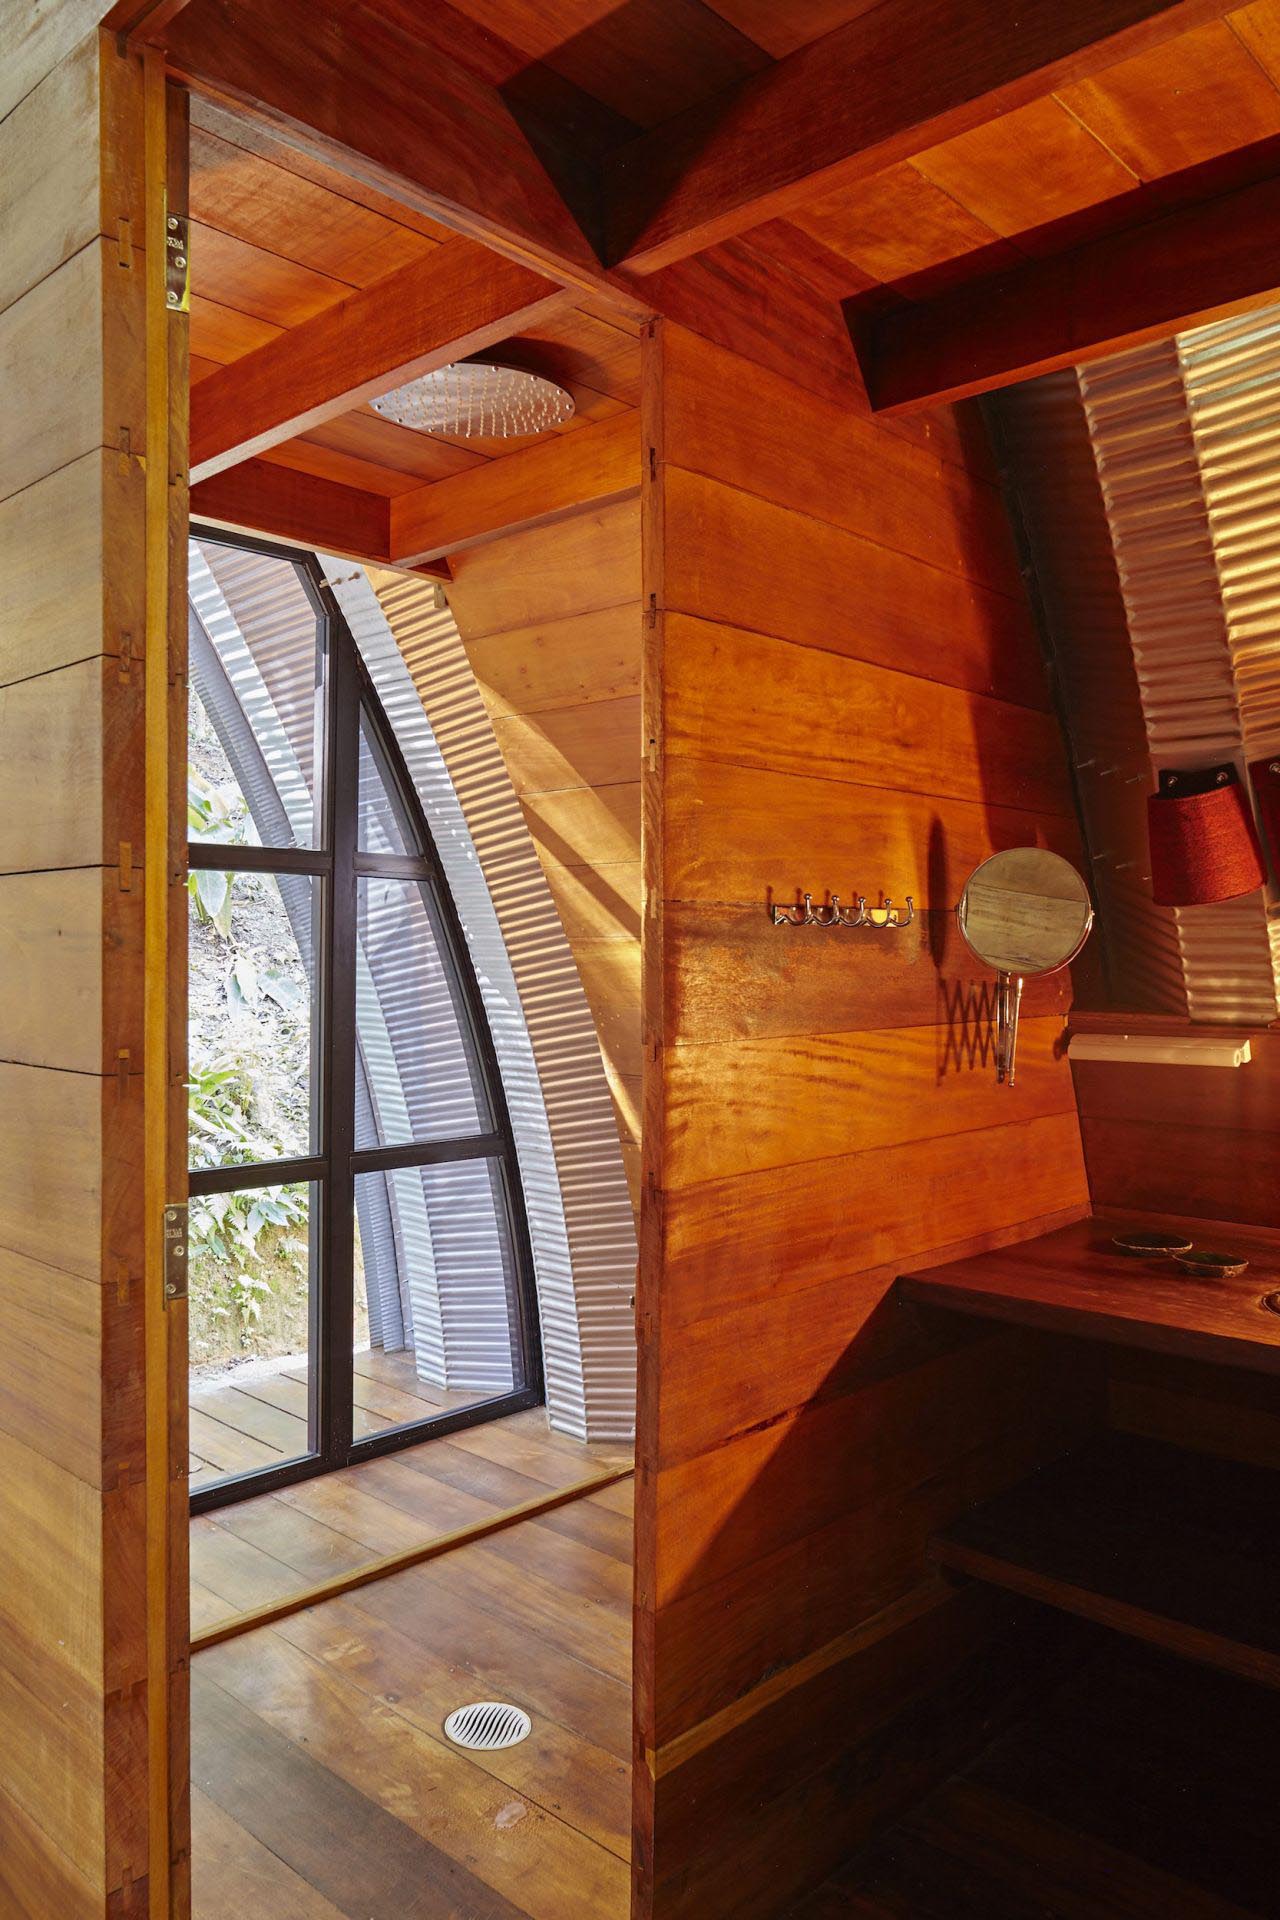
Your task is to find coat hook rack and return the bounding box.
[771,892,915,930]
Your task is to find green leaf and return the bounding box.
[226,953,260,1009]
[261,968,304,1012]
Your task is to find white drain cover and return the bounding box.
[443,1702,532,1752]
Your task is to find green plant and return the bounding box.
[187,1051,308,1343]
[188,767,250,934]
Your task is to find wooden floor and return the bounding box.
[190,1345,490,1489]
[793,1639,1278,1918]
[191,1405,633,1635]
[191,1465,633,1919]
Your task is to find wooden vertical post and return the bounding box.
[0,27,189,1918]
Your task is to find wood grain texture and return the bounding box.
[1074,1037,1280,1230]
[604,0,1239,267]
[901,1215,1280,1372]
[636,308,1092,1920]
[392,409,640,566]
[191,1484,634,1920]
[446,499,644,1197]
[191,455,392,562]
[162,0,608,289]
[858,158,1280,412]
[0,29,185,1915]
[189,238,568,477]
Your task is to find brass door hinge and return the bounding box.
[163,1203,188,1303]
[165,213,190,313]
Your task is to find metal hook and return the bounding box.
[771,891,817,926]
[864,896,915,931]
[771,890,913,929]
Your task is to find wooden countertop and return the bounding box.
[900,1216,1280,1375]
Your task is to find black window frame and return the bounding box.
[187,526,542,1515]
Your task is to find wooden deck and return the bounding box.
[190,1404,631,1630]
[191,1466,633,1920]
[189,1345,499,1489]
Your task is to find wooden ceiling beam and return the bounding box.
[159,0,611,295]
[190,458,451,578]
[389,410,640,567]
[604,0,1242,272]
[855,165,1280,414]
[189,238,570,480]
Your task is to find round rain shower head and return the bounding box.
[369,361,575,439]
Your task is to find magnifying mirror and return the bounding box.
[955,849,1093,1086]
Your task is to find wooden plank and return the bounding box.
[195,1636,630,1920]
[187,123,439,287]
[191,1469,632,1651]
[858,160,1280,413]
[447,498,641,635]
[1057,18,1280,176]
[664,1017,1076,1189]
[191,1669,536,1920]
[661,614,1073,815]
[901,1215,1280,1372]
[910,95,1138,238]
[653,324,1023,597]
[790,160,1008,284]
[0,452,142,689]
[931,1432,1280,1688]
[189,238,569,478]
[657,467,1046,707]
[465,605,641,719]
[638,311,1094,1920]
[274,1595,632,1861]
[603,0,1239,269]
[391,410,639,565]
[1080,1113,1280,1228]
[161,0,607,289]
[0,235,144,506]
[190,456,392,562]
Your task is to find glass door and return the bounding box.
[185,530,540,1511]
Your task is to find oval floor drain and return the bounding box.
[443,1702,532,1752]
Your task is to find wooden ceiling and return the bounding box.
[187,98,642,507]
[156,0,1280,568]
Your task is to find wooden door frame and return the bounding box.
[141,47,192,1918]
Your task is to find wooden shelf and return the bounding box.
[932,1433,1280,1689]
[901,1217,1280,1375]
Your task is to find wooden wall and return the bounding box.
[1074,1033,1280,1228]
[0,30,188,1918]
[445,491,645,1208]
[636,316,1096,1919]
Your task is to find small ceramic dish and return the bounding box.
[1112,1230,1194,1257]
[1173,1250,1249,1280]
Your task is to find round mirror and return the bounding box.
[956,848,1093,977]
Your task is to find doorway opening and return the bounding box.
[186,529,542,1512]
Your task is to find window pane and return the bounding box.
[358,710,412,854]
[355,876,490,1147]
[189,871,319,1168]
[353,1159,523,1435]
[188,1181,317,1491]
[189,537,324,849]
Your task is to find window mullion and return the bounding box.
[320,597,360,1467]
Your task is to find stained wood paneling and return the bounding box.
[0,28,187,1916]
[1074,1038,1280,1228]
[447,501,644,1194]
[637,313,1092,1920]
[1057,19,1280,176]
